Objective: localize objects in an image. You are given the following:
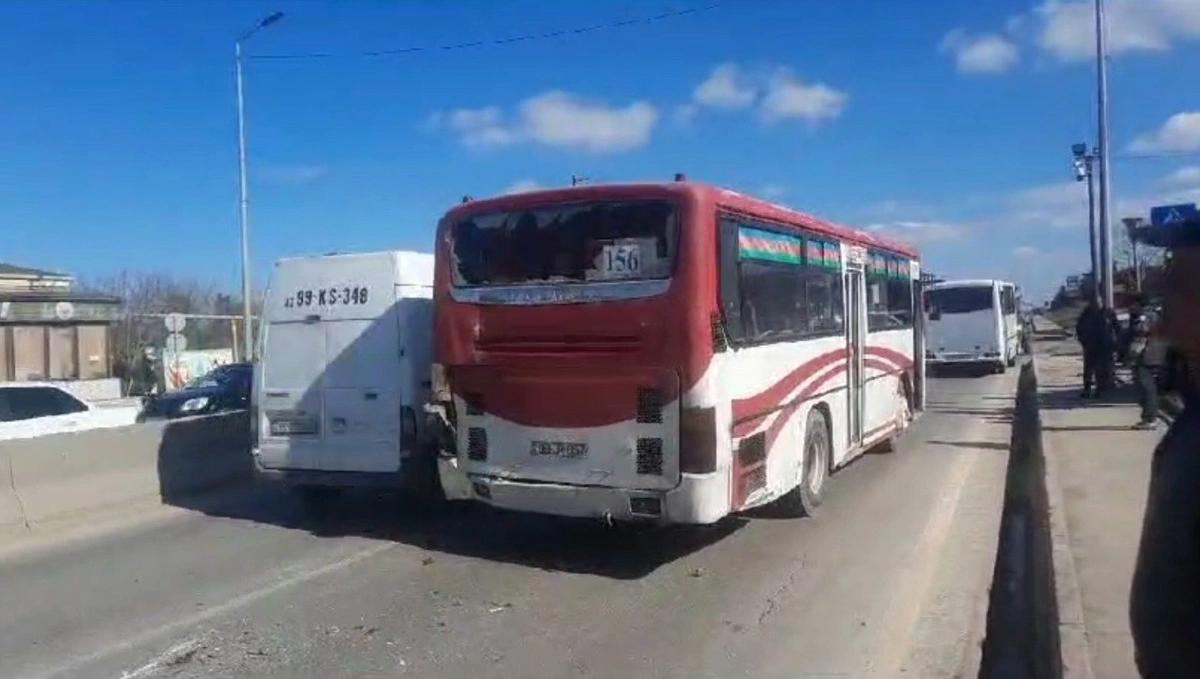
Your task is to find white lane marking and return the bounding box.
[866,448,977,675]
[25,541,396,679]
[118,637,206,679]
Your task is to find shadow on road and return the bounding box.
[1038,385,1138,412]
[925,439,1009,452]
[170,479,744,580]
[929,365,1005,379]
[923,402,1015,424]
[1041,424,1145,433]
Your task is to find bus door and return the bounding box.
[845,263,866,448]
[912,275,927,412]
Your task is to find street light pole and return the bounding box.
[235,41,252,363]
[1072,144,1100,301]
[234,11,284,363]
[1094,0,1115,310]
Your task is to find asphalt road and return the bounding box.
[0,370,1019,679]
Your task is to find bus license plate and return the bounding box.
[530,440,588,459]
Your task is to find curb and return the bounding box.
[1034,357,1096,679]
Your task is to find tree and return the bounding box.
[80,271,262,373]
[1112,230,1167,300]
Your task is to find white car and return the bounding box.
[0,382,142,442]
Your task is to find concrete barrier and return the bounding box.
[979,359,1062,679]
[0,412,251,538]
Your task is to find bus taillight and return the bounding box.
[679,406,717,474]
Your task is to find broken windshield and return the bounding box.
[450,199,678,287]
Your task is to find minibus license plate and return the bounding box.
[530,440,587,459]
[270,419,317,436]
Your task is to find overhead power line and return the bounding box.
[1116,150,1200,161]
[250,3,722,61]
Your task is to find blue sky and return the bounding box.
[2,0,1199,303]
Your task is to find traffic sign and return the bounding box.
[164,332,188,354]
[164,313,187,333]
[1149,203,1198,227]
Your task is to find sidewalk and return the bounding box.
[1035,337,1166,679]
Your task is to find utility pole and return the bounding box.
[234,11,285,362]
[1094,0,1115,310]
[1093,0,1118,390]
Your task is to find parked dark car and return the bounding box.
[140,362,253,420]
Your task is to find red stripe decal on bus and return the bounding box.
[864,357,895,374]
[730,354,902,439]
[865,345,913,369]
[732,344,910,423]
[761,363,846,453]
[731,348,847,421]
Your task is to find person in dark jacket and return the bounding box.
[1129,221,1200,678]
[1076,297,1110,397]
[1128,295,1161,429]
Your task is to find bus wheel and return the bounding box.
[882,381,912,453]
[779,409,830,517]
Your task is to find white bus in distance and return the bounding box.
[923,279,1021,374]
[252,250,437,506]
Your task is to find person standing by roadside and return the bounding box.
[1129,219,1200,678]
[1128,294,1161,429]
[1076,296,1110,397]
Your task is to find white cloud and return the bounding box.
[995,175,1200,233]
[429,91,660,154]
[258,163,328,185]
[1129,112,1200,154]
[685,63,848,126]
[1006,181,1090,229]
[501,179,542,195]
[1165,165,1200,186]
[865,220,967,243]
[1013,245,1040,259]
[759,69,848,125]
[692,63,756,109]
[939,29,1020,74]
[759,184,788,199]
[954,1,1200,69]
[673,103,699,125]
[861,200,938,220]
[1035,0,1200,62]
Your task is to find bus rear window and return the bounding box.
[926,287,993,314]
[450,200,677,287]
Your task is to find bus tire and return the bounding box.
[778,408,830,517]
[881,379,913,453]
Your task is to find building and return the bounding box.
[0,263,122,387]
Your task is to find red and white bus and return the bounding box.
[427,179,926,524]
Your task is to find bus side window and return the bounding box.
[717,216,744,345]
[867,280,891,332]
[886,276,914,327]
